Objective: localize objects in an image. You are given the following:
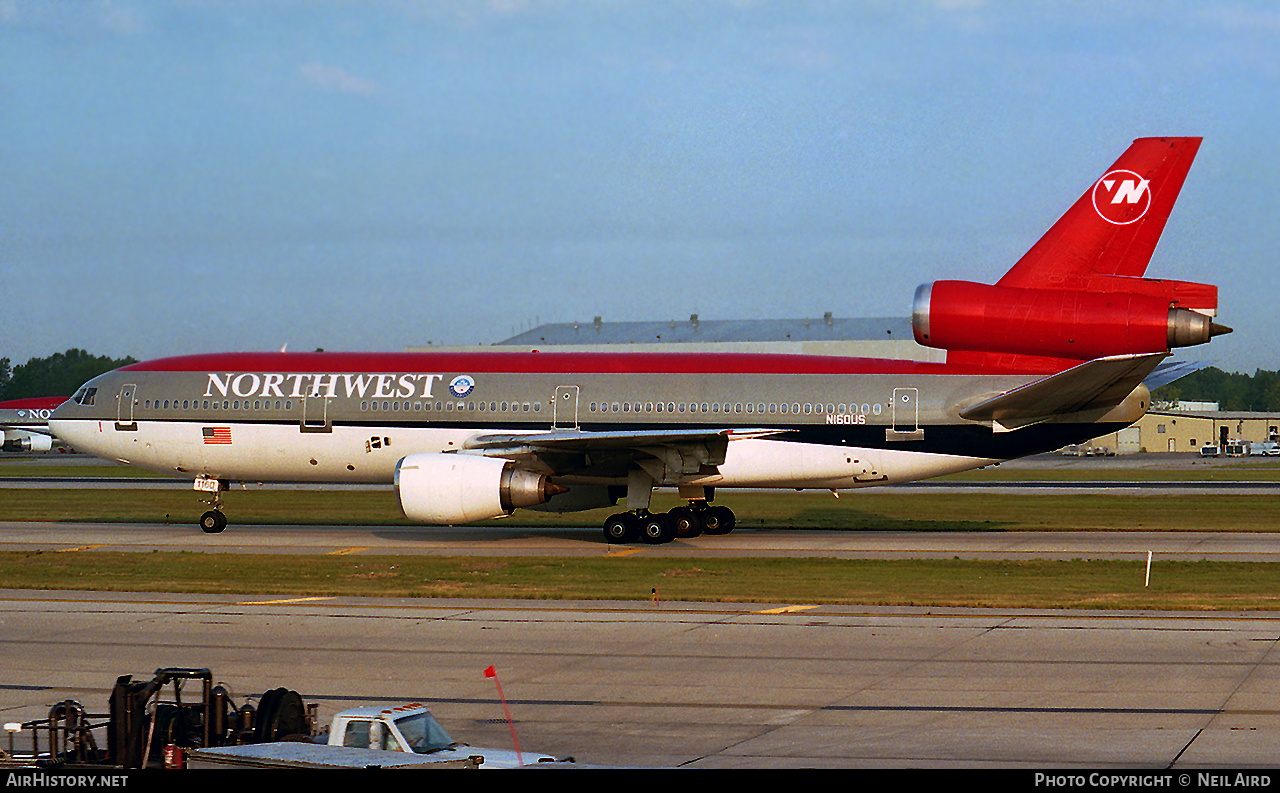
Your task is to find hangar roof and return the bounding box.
[497,315,913,346]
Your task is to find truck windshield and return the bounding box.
[394,712,457,754]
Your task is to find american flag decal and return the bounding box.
[202,427,232,445]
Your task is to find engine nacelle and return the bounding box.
[2,431,53,452]
[912,280,1229,361]
[525,484,622,514]
[394,453,564,524]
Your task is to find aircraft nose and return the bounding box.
[48,398,89,450]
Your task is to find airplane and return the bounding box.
[49,137,1230,542]
[0,397,66,452]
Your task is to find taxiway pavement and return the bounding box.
[1,590,1277,769]
[1,520,1278,562]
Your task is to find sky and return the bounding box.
[1,0,1276,373]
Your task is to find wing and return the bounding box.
[0,425,57,436]
[958,352,1166,430]
[463,427,786,480]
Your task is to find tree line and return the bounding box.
[2,350,1278,412]
[0,350,137,402]
[1152,367,1280,412]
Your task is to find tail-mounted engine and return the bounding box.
[912,278,1230,361]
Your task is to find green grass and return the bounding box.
[1,551,1276,610]
[3,488,1280,532]
[5,461,1280,610]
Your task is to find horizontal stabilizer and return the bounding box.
[959,352,1166,427]
[1143,359,1212,391]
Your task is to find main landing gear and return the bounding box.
[602,504,736,545]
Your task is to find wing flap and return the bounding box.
[464,427,783,452]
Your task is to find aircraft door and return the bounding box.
[553,386,580,430]
[892,387,919,433]
[116,383,137,431]
[301,394,332,433]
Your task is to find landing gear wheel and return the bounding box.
[640,512,676,545]
[701,505,735,535]
[200,510,227,534]
[669,506,703,538]
[603,513,640,544]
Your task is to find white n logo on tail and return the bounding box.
[1092,169,1151,225]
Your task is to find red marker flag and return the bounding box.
[483,665,522,766]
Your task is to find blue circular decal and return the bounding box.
[449,375,475,398]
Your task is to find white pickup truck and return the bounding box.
[323,703,570,768]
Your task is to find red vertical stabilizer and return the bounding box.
[911,137,1228,373]
[997,137,1202,289]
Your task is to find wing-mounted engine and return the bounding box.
[912,279,1230,362]
[394,453,566,524]
[2,431,54,452]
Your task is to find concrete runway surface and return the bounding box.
[4,451,1279,768]
[1,590,1279,769]
[2,520,1280,561]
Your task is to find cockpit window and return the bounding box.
[73,388,97,406]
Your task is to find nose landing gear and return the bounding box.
[195,476,230,534]
[200,509,228,534]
